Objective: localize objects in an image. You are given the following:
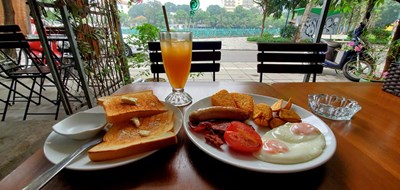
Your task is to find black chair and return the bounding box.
[148,41,222,81]
[0,25,60,121]
[257,42,327,82]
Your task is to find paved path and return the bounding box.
[199,37,257,50]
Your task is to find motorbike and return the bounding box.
[321,24,374,82]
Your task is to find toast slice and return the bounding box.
[98,90,167,123]
[88,110,176,162]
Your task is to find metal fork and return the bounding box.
[23,133,104,190]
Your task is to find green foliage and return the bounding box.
[388,39,400,63]
[247,32,313,43]
[374,0,400,28]
[364,28,391,45]
[126,23,159,79]
[280,25,297,38]
[131,23,160,49]
[127,1,264,29]
[247,33,292,43]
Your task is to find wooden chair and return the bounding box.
[257,42,327,82]
[0,25,60,120]
[148,41,222,81]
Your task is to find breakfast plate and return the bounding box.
[43,102,183,170]
[183,94,336,173]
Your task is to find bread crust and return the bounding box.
[89,91,177,162]
[88,132,177,162]
[98,90,168,124]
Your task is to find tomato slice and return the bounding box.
[224,121,262,153]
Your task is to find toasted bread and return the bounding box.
[98,90,167,123]
[88,110,176,162]
[211,89,236,107]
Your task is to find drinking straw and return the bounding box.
[162,5,170,32]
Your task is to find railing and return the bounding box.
[121,28,280,38]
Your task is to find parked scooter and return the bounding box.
[321,24,374,82]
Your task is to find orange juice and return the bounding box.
[160,39,192,89]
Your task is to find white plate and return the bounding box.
[183,94,336,173]
[44,102,183,170]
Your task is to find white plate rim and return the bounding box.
[43,102,183,171]
[183,93,337,173]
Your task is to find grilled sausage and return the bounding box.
[189,106,249,124]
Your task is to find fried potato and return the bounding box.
[211,89,236,107]
[271,99,283,112]
[252,103,273,127]
[283,98,292,110]
[269,117,287,128]
[279,109,302,123]
[231,93,254,115]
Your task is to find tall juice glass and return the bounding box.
[160,31,192,106]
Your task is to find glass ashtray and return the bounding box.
[308,94,361,120]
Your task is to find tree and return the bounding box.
[293,0,313,42]
[206,5,224,15]
[333,0,384,28]
[128,3,145,18]
[206,5,226,28]
[253,0,287,36]
[119,12,131,27]
[141,0,164,27]
[373,0,400,27]
[232,6,253,28]
[191,10,209,27]
[175,9,189,26]
[286,0,307,20]
[164,2,177,12]
[1,0,14,24]
[253,0,270,37]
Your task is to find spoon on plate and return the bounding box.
[52,112,109,140]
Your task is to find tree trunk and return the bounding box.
[254,0,269,37]
[362,0,375,26]
[293,0,313,42]
[1,0,16,58]
[290,1,296,20]
[2,0,14,24]
[260,9,267,37]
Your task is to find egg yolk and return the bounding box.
[263,139,289,154]
[291,123,319,136]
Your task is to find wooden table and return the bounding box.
[1,82,399,189]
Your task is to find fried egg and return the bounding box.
[253,122,326,164]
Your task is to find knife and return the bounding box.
[23,133,103,190]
